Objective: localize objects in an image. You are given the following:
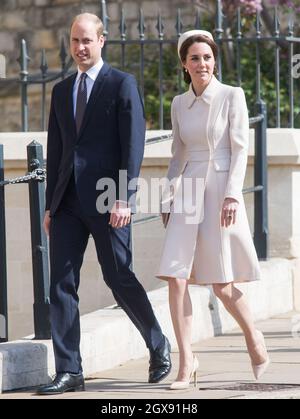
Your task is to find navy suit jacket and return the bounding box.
[45,62,146,216]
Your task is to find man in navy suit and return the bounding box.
[37,13,171,395]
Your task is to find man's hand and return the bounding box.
[43,210,51,236]
[221,197,239,228]
[109,201,131,228]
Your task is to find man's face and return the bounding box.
[70,19,104,71]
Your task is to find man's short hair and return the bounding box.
[71,13,104,38]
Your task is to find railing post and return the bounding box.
[288,13,294,128]
[176,8,183,94]
[19,39,30,132]
[215,0,223,81]
[138,8,146,102]
[40,49,48,131]
[156,12,164,130]
[101,0,109,59]
[254,102,268,260]
[101,0,109,37]
[27,141,51,339]
[0,144,8,342]
[0,54,6,78]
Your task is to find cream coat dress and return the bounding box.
[157,75,261,285]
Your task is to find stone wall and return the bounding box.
[1,0,203,70]
[0,0,205,131]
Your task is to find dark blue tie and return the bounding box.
[75,73,87,134]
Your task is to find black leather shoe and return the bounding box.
[148,336,172,383]
[36,372,85,395]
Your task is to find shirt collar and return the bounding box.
[187,75,219,108]
[76,58,104,83]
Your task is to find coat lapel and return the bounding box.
[76,62,111,141]
[205,77,227,147]
[66,73,77,138]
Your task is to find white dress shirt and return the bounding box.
[73,58,104,116]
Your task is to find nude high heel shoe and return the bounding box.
[251,330,270,380]
[169,356,199,390]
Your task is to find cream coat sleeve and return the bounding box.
[166,96,188,181]
[161,96,188,211]
[225,87,249,202]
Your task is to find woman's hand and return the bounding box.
[221,197,239,228]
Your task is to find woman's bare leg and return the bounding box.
[212,283,268,365]
[168,278,193,380]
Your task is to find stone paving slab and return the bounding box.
[1,312,300,400]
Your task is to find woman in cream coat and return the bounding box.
[157,30,270,390]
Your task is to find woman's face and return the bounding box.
[183,41,215,85]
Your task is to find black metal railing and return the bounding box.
[0,142,50,342]
[0,0,299,131]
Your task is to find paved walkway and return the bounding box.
[1,312,300,399]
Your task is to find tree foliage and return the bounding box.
[222,0,300,14]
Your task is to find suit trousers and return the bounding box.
[49,176,163,373]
